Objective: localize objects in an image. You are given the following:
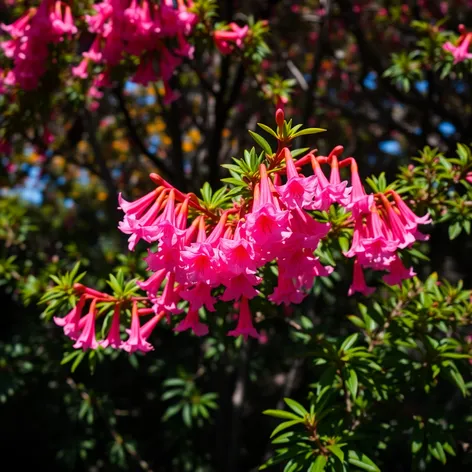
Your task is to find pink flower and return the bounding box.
[348,259,375,296]
[382,256,416,286]
[54,295,87,340]
[83,36,103,62]
[180,282,216,312]
[309,157,350,211]
[132,57,158,85]
[276,148,318,209]
[138,268,167,296]
[220,273,261,301]
[1,10,32,38]
[73,300,99,350]
[443,32,472,64]
[72,58,90,79]
[286,206,330,250]
[218,226,259,275]
[122,303,154,353]
[358,210,398,269]
[100,304,123,349]
[390,191,431,230]
[152,273,182,314]
[269,268,307,306]
[118,187,161,214]
[214,23,249,55]
[244,164,291,248]
[381,199,416,249]
[1,1,77,89]
[175,309,209,336]
[118,189,167,250]
[347,162,374,216]
[180,242,221,285]
[228,297,259,340]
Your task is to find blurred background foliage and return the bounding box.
[1,0,472,471]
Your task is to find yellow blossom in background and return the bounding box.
[146,123,158,134]
[162,135,172,146]
[112,139,130,153]
[28,152,41,164]
[182,141,194,152]
[52,155,65,167]
[188,128,201,143]
[77,140,89,153]
[97,191,108,201]
[155,119,166,132]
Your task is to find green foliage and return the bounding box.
[162,375,218,427]
[396,144,472,240]
[262,270,471,471]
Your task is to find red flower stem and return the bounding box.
[137,308,154,315]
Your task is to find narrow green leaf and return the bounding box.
[163,378,187,387]
[291,128,326,137]
[327,444,345,462]
[430,441,446,464]
[257,122,278,138]
[348,451,380,472]
[270,419,304,438]
[182,404,192,427]
[248,130,272,156]
[263,409,302,421]
[309,455,328,472]
[347,315,365,329]
[345,369,358,400]
[291,148,310,158]
[284,398,308,417]
[161,389,184,401]
[340,333,359,352]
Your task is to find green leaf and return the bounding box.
[340,333,359,352]
[309,455,328,472]
[429,441,446,464]
[71,351,86,373]
[270,419,304,438]
[284,398,308,417]
[345,369,358,400]
[327,444,345,462]
[200,182,213,202]
[411,426,424,454]
[448,222,462,240]
[182,403,192,427]
[257,122,279,138]
[347,315,365,329]
[291,128,326,138]
[163,378,187,387]
[248,130,273,155]
[263,409,303,421]
[162,403,183,421]
[221,177,246,187]
[161,389,183,401]
[291,147,310,158]
[348,451,380,472]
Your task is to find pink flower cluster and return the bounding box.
[54,284,165,353]
[1,0,77,90]
[74,0,198,103]
[213,22,249,55]
[443,24,472,64]
[53,110,430,352]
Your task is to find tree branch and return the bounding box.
[113,87,174,179]
[207,62,246,189]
